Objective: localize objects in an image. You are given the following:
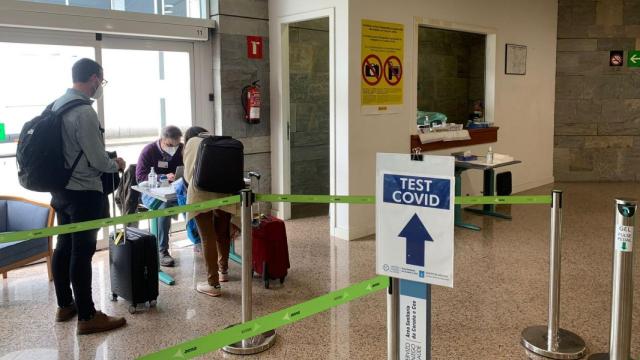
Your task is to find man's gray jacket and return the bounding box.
[52,88,118,193]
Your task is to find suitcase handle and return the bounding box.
[248,171,261,221]
[109,152,126,244]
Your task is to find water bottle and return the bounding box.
[486,146,494,164]
[148,167,158,188]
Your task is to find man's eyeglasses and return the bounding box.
[101,79,108,87]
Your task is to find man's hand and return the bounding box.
[166,173,176,182]
[115,157,126,171]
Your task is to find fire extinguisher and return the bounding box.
[241,80,261,124]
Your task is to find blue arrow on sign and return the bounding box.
[398,213,433,267]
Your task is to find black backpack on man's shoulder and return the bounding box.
[17,99,91,192]
[193,135,244,194]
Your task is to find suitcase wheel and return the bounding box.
[128,305,137,314]
[149,300,157,307]
[111,293,118,301]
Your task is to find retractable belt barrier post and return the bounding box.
[387,277,400,360]
[222,189,277,355]
[589,198,637,360]
[521,190,587,359]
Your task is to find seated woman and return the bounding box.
[183,126,237,297]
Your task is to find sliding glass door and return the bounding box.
[0,41,95,204]
[0,28,197,247]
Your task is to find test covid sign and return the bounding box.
[383,174,450,210]
[376,153,454,287]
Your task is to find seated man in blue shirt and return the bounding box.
[136,125,183,267]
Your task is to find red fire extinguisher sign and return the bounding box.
[247,36,263,59]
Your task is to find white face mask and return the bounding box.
[92,83,103,99]
[164,146,178,156]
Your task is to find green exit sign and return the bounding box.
[629,51,640,67]
[0,123,5,141]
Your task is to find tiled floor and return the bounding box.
[2,182,640,359]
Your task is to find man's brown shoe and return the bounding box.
[77,311,126,335]
[55,303,77,322]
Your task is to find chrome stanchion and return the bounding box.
[222,189,276,355]
[521,190,587,359]
[387,277,400,360]
[589,199,637,360]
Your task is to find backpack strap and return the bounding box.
[70,150,84,173]
[198,133,230,140]
[55,98,91,174]
[55,98,93,116]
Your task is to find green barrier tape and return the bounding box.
[256,194,551,205]
[456,195,551,205]
[256,194,375,204]
[138,275,388,359]
[0,194,551,244]
[0,195,240,244]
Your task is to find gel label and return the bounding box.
[383,174,450,210]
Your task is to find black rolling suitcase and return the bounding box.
[107,169,159,314]
[109,227,159,313]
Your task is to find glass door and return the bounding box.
[0,41,95,206]
[0,28,197,249]
[99,37,194,237]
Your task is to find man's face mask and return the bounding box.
[163,140,180,156]
[164,146,178,156]
[92,83,103,99]
[92,76,106,99]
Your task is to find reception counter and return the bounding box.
[409,127,498,152]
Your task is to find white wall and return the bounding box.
[270,0,558,240]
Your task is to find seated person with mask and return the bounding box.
[136,125,184,267]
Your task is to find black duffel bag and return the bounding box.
[102,151,121,195]
[193,135,244,194]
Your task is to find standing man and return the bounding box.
[51,58,127,334]
[136,125,184,267]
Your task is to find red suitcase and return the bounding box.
[252,215,290,289]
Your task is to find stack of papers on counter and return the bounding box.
[149,186,177,200]
[419,130,470,144]
[493,153,514,163]
[463,153,515,166]
[441,130,470,142]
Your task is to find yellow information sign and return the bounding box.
[361,19,404,113]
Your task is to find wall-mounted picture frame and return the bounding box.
[505,44,527,75]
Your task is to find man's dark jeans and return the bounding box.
[51,189,105,320]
